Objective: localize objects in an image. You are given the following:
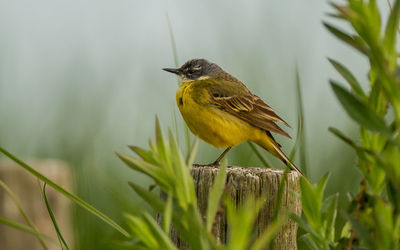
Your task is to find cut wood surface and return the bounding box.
[161,164,302,250]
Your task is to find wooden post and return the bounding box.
[163,165,301,249]
[0,159,73,250]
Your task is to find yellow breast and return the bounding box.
[176,81,264,148]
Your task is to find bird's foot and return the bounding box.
[192,162,221,168]
[211,160,221,166]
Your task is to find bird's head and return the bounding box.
[163,58,222,82]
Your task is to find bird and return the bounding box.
[163,58,302,175]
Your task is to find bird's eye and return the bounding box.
[187,65,201,75]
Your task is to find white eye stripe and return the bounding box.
[192,65,201,70]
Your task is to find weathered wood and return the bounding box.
[0,159,73,250]
[160,165,301,249]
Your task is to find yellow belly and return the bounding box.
[176,82,265,148]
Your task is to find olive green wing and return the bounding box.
[205,79,291,138]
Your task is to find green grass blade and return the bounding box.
[0,216,55,243]
[289,68,307,176]
[0,147,130,238]
[288,113,301,162]
[166,13,179,71]
[206,161,227,232]
[41,183,70,250]
[0,180,48,249]
[271,169,289,229]
[184,127,192,162]
[171,104,179,144]
[248,142,272,168]
[165,14,192,160]
[187,137,199,166]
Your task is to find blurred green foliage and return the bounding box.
[296,0,400,249]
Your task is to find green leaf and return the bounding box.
[226,196,264,249]
[129,182,208,248]
[163,192,173,234]
[323,22,368,55]
[117,153,170,189]
[155,117,171,167]
[168,129,196,206]
[250,215,286,250]
[125,214,160,249]
[372,199,395,249]
[328,127,358,149]
[128,182,166,213]
[0,147,130,238]
[322,193,339,242]
[342,211,375,248]
[328,58,366,99]
[128,146,158,165]
[300,178,321,228]
[141,213,177,250]
[300,234,320,250]
[290,214,324,246]
[330,81,389,135]
[384,0,400,61]
[316,173,329,201]
[340,221,352,238]
[206,161,227,232]
[41,184,70,250]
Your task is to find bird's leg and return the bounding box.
[212,147,232,166]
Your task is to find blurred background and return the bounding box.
[0,0,387,249]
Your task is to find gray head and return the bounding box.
[163,59,223,82]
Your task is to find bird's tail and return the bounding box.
[254,134,304,176]
[271,142,304,176]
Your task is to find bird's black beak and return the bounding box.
[162,68,181,75]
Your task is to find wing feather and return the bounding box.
[207,80,291,138]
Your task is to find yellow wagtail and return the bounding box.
[163,59,302,175]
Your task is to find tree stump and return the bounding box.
[162,165,302,249]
